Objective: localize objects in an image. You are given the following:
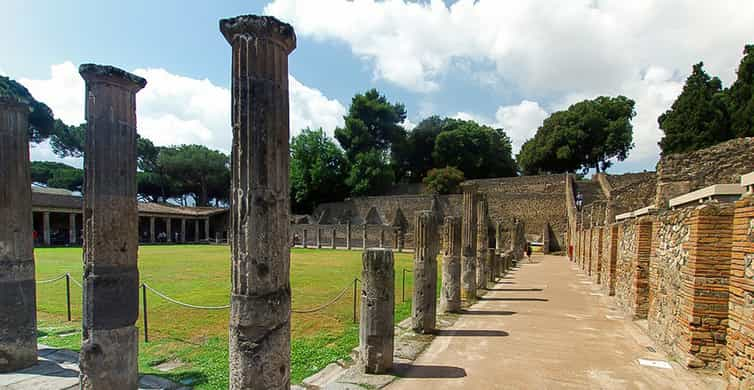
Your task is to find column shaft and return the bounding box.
[149,217,155,243]
[331,227,337,249]
[359,249,394,374]
[411,211,439,333]
[222,15,296,390]
[78,64,146,389]
[205,218,210,241]
[0,98,37,372]
[362,224,368,249]
[303,228,308,248]
[166,218,172,242]
[461,184,478,301]
[194,219,199,242]
[476,193,488,289]
[316,226,321,248]
[346,221,352,250]
[180,218,186,243]
[440,216,462,313]
[69,213,77,244]
[43,212,51,246]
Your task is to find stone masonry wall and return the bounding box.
[727,195,754,389]
[615,220,637,317]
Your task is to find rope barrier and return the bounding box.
[292,282,352,314]
[67,274,83,288]
[142,283,231,310]
[36,274,67,284]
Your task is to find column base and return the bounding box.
[79,326,138,390]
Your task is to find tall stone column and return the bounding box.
[78,64,146,389]
[487,248,495,283]
[69,213,77,244]
[460,183,478,301]
[346,221,352,250]
[166,217,172,242]
[359,249,394,374]
[180,218,186,243]
[316,226,322,248]
[440,216,462,313]
[43,211,51,246]
[302,228,308,248]
[331,227,337,249]
[194,219,199,242]
[221,15,296,390]
[149,217,155,243]
[362,224,368,249]
[0,98,37,372]
[495,220,502,253]
[412,211,439,334]
[476,193,488,289]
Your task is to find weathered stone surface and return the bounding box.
[487,249,495,283]
[221,14,296,390]
[476,193,489,289]
[727,195,754,388]
[78,63,145,389]
[461,184,477,301]
[440,216,462,313]
[359,249,394,374]
[411,211,439,333]
[0,98,36,373]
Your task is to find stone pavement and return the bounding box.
[388,254,726,390]
[0,344,186,389]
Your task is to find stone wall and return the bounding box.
[656,137,754,206]
[727,195,754,388]
[609,172,657,215]
[615,220,638,317]
[601,225,619,296]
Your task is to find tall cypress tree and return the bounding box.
[728,45,754,138]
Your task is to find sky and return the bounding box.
[2,0,753,173]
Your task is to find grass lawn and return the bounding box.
[34,245,416,389]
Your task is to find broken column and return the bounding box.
[0,98,37,372]
[221,15,296,389]
[412,211,439,334]
[359,249,394,374]
[440,216,462,313]
[476,193,489,289]
[461,183,478,301]
[78,64,146,389]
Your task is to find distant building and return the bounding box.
[31,186,229,246]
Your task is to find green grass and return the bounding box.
[34,246,416,389]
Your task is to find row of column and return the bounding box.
[297,224,404,251]
[145,216,210,243]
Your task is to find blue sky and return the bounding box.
[3,0,753,173]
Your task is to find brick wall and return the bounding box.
[727,195,754,388]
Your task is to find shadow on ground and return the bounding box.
[391,363,467,379]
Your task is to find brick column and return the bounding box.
[727,195,754,388]
[461,183,478,301]
[632,218,653,320]
[78,64,146,389]
[476,193,489,289]
[0,98,37,372]
[412,211,439,334]
[221,14,295,390]
[440,216,462,313]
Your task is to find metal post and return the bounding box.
[142,283,149,343]
[65,273,71,321]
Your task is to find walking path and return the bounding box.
[388,254,725,390]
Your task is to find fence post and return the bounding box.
[352,278,358,324]
[142,283,149,343]
[65,273,71,321]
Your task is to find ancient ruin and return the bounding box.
[0,98,36,373]
[359,249,395,374]
[461,183,478,301]
[220,14,296,389]
[440,216,462,313]
[411,210,440,333]
[78,64,146,389]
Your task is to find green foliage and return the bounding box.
[290,128,349,214]
[157,145,229,206]
[423,166,465,194]
[518,96,635,174]
[49,120,85,157]
[0,76,55,142]
[433,118,518,178]
[30,161,83,192]
[393,115,445,182]
[658,63,732,154]
[334,89,407,160]
[346,149,395,196]
[728,45,754,138]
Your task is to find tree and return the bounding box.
[334,89,407,160]
[393,115,445,182]
[517,96,635,174]
[346,150,395,196]
[423,166,465,194]
[30,161,83,192]
[728,45,754,138]
[157,145,229,206]
[658,63,731,154]
[0,76,55,142]
[290,128,349,214]
[433,119,517,179]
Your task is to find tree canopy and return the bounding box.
[0,75,55,142]
[433,118,518,178]
[423,166,465,195]
[728,45,754,138]
[290,128,349,213]
[30,161,83,192]
[517,96,635,174]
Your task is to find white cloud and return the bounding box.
[29,140,83,169]
[494,100,548,154]
[18,63,345,166]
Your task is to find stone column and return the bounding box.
[379,229,385,248]
[362,224,368,249]
[69,213,77,244]
[412,211,439,334]
[476,193,488,289]
[149,217,155,243]
[359,249,394,374]
[495,220,502,253]
[461,183,478,301]
[0,98,37,372]
[303,228,308,248]
[221,15,296,390]
[346,221,352,250]
[180,218,186,243]
[331,227,337,249]
[166,217,172,242]
[204,218,210,241]
[43,211,51,246]
[487,248,495,283]
[78,63,146,389]
[542,222,550,254]
[194,219,200,242]
[316,226,322,248]
[440,216,462,313]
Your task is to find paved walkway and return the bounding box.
[388,254,725,390]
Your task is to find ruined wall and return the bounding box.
[615,220,637,316]
[609,172,657,215]
[727,195,754,389]
[601,225,618,296]
[656,137,754,206]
